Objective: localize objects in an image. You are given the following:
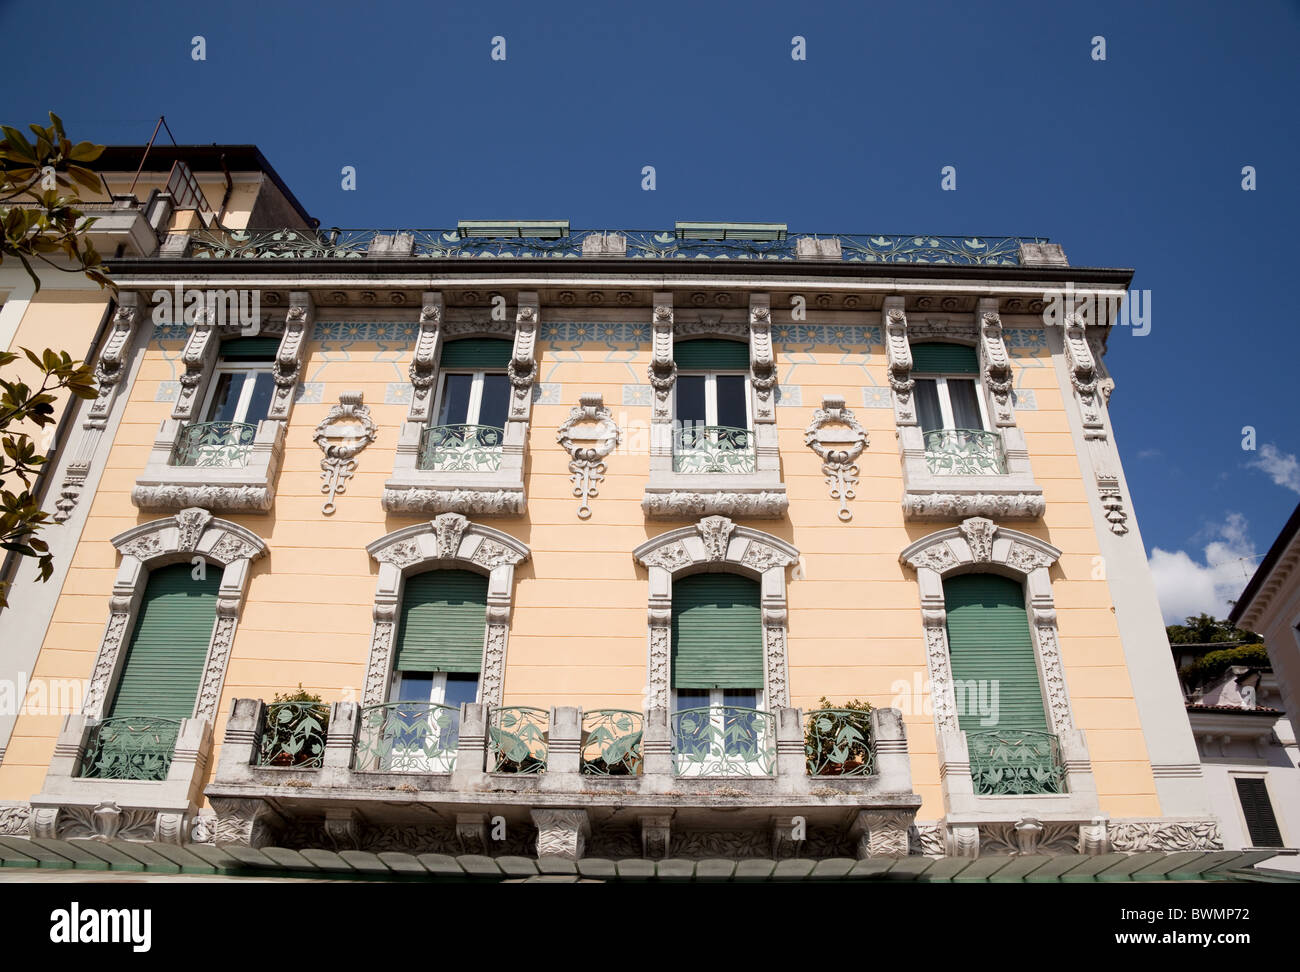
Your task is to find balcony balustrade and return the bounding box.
[416,424,505,473]
[78,716,181,782]
[966,728,1066,795]
[171,421,259,467]
[671,706,775,777]
[354,701,460,773]
[255,702,329,769]
[922,429,1007,476]
[804,708,876,777]
[671,425,756,474]
[488,706,549,773]
[580,709,643,776]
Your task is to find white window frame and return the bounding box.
[434,369,507,428]
[391,670,481,707]
[383,670,480,773]
[201,362,275,426]
[915,373,992,433]
[671,686,768,777]
[673,370,753,430]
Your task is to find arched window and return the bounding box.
[670,572,767,775]
[390,568,489,710]
[107,563,220,721]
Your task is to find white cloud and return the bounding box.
[1248,443,1300,494]
[1147,513,1259,624]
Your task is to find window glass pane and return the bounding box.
[443,674,479,710]
[675,375,707,426]
[948,379,984,430]
[437,373,474,425]
[205,373,245,423]
[723,690,758,710]
[476,373,510,430]
[914,379,944,433]
[241,371,275,425]
[723,690,760,758]
[675,688,710,710]
[714,375,748,429]
[395,673,435,703]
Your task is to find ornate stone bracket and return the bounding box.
[268,292,312,420]
[363,515,531,707]
[648,296,676,422]
[315,391,377,515]
[883,300,915,426]
[508,295,539,421]
[978,305,1015,427]
[1063,314,1131,536]
[749,295,776,424]
[556,393,621,518]
[408,292,443,422]
[83,508,268,721]
[634,520,799,710]
[54,293,142,522]
[804,395,869,520]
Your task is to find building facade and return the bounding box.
[0,145,1226,864]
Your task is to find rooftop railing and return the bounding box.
[181,228,1046,266]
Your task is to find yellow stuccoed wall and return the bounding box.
[0,308,1162,819]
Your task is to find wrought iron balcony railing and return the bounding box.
[171,421,258,468]
[417,424,504,472]
[923,429,1007,476]
[256,702,329,769]
[488,706,549,774]
[672,425,756,474]
[183,227,1044,266]
[804,708,876,777]
[967,728,1066,795]
[78,716,181,782]
[671,706,776,777]
[354,702,459,773]
[580,709,643,775]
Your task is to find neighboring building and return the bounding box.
[1232,502,1300,734]
[1174,641,1300,857]
[0,143,1249,874]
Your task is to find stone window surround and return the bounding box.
[362,513,532,708]
[885,295,1045,521]
[633,516,800,710]
[131,291,313,513]
[899,516,1102,833]
[643,292,788,519]
[381,291,537,517]
[83,507,269,722]
[26,508,268,844]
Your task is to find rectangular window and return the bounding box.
[1235,777,1285,847]
[672,373,754,474]
[914,376,988,433]
[435,371,510,428]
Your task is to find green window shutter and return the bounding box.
[1235,778,1284,847]
[911,342,978,375]
[439,339,513,370]
[107,564,220,720]
[219,337,280,362]
[395,570,488,673]
[671,574,763,688]
[674,339,750,371]
[943,574,1048,732]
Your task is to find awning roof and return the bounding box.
[0,835,1293,883]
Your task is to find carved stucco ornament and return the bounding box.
[314,391,377,514]
[804,395,869,520]
[556,393,621,518]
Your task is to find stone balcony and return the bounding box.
[204,699,921,860]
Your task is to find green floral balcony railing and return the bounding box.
[256,702,329,769]
[78,717,181,781]
[354,702,459,773]
[417,424,505,472]
[489,706,548,774]
[967,728,1066,795]
[171,421,258,467]
[581,709,643,775]
[804,709,876,777]
[671,706,775,777]
[672,425,756,474]
[923,429,1007,476]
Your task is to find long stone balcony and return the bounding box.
[204,699,921,860]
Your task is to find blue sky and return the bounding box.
[4,0,1298,622]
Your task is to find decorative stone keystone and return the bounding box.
[849,809,914,859]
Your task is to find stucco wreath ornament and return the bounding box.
[314,392,377,514]
[804,396,869,520]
